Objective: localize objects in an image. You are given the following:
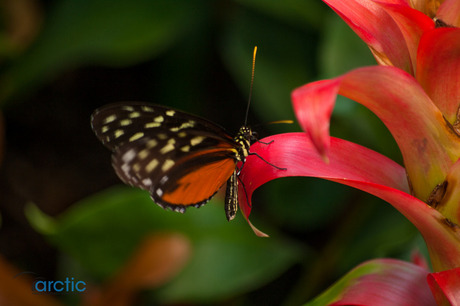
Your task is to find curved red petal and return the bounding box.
[291,78,339,158]
[323,0,414,73]
[310,259,435,305]
[376,2,434,72]
[417,27,460,123]
[292,66,460,201]
[437,0,460,27]
[427,267,460,305]
[239,133,460,271]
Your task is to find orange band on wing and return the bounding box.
[162,158,236,205]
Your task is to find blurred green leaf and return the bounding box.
[331,97,403,165]
[235,0,327,30]
[0,0,204,104]
[220,9,316,124]
[25,202,58,235]
[263,178,350,231]
[337,199,420,274]
[318,14,375,78]
[28,186,304,303]
[155,232,301,302]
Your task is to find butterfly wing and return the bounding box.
[112,138,237,211]
[91,102,239,212]
[91,102,235,151]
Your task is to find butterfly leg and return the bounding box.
[248,152,287,170]
[256,139,274,145]
[237,174,251,208]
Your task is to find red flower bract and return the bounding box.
[239,0,460,303]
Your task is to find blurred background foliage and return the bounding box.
[0,0,427,305]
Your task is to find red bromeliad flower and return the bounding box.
[237,0,460,304]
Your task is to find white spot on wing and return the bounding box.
[159,176,169,184]
[176,207,186,213]
[120,119,132,126]
[190,136,205,146]
[160,143,175,154]
[145,122,161,128]
[121,163,130,174]
[146,139,158,148]
[162,159,175,171]
[138,149,149,160]
[157,133,167,140]
[170,121,195,132]
[122,149,136,163]
[141,106,154,112]
[129,132,144,142]
[142,178,152,186]
[133,163,141,172]
[129,112,141,118]
[121,106,135,111]
[156,188,163,196]
[103,114,117,124]
[165,110,175,116]
[146,159,159,173]
[114,129,124,138]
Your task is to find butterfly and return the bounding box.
[92,101,264,220]
[91,47,285,221]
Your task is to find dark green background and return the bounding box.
[0,0,425,305]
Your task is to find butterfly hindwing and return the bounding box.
[155,153,236,211]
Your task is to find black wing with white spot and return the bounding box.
[91,102,236,151]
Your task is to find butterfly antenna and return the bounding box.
[244,46,257,126]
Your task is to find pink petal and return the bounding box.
[309,259,435,305]
[411,250,430,270]
[323,0,419,73]
[427,267,460,305]
[290,79,338,159]
[416,27,460,123]
[437,0,460,27]
[375,2,434,73]
[239,133,460,271]
[292,66,460,202]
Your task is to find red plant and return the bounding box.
[238,0,460,304]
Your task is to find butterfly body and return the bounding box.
[91,102,254,220]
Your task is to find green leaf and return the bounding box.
[235,0,327,30]
[263,178,351,231]
[220,9,317,124]
[25,202,58,235]
[155,233,300,302]
[0,0,203,104]
[29,186,304,303]
[318,15,375,78]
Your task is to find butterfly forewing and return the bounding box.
[91,102,241,212]
[91,102,236,151]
